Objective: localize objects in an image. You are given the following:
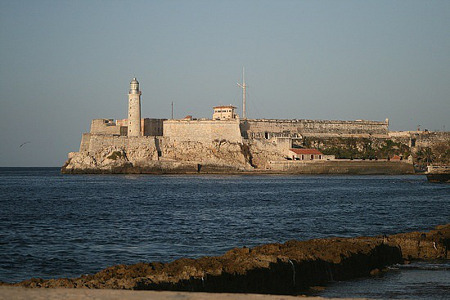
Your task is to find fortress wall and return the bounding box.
[127,136,158,149]
[389,131,415,138]
[163,119,242,143]
[389,131,450,148]
[90,119,122,135]
[241,119,389,139]
[79,133,91,152]
[267,160,415,174]
[86,134,157,153]
[88,135,128,152]
[90,118,165,137]
[414,131,450,148]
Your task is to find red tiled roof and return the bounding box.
[289,148,323,155]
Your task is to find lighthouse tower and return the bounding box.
[128,77,141,136]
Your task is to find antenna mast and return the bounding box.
[237,67,247,119]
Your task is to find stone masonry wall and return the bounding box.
[240,119,389,139]
[163,119,242,143]
[85,134,157,153]
[267,160,415,174]
[414,131,450,148]
[91,118,165,137]
[79,133,91,152]
[90,119,122,135]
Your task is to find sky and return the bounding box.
[1,0,449,167]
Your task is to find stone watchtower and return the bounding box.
[128,77,141,136]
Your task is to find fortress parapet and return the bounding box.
[90,119,126,136]
[163,119,242,143]
[90,118,164,137]
[240,118,389,139]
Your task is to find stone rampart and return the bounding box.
[163,119,242,143]
[85,134,157,153]
[240,119,389,139]
[388,131,417,138]
[79,133,91,152]
[389,131,450,149]
[90,118,165,137]
[267,160,414,174]
[90,119,123,135]
[414,131,450,148]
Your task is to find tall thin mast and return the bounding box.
[237,67,247,119]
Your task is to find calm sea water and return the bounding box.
[0,168,449,298]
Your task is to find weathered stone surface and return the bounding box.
[63,122,450,175]
[388,224,450,260]
[164,119,243,143]
[267,160,415,174]
[7,225,449,295]
[62,138,416,174]
[62,134,254,174]
[240,119,390,139]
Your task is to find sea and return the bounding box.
[0,167,449,299]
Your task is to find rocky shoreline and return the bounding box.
[2,225,449,295]
[61,160,415,175]
[61,135,418,175]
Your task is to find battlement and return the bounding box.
[90,119,125,136]
[90,118,165,137]
[79,133,159,153]
[163,119,242,143]
[240,118,389,139]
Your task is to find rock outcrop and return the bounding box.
[62,138,253,174]
[8,225,449,295]
[62,133,419,174]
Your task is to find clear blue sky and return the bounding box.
[1,0,449,167]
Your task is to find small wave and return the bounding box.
[399,261,450,271]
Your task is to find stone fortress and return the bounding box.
[62,78,449,174]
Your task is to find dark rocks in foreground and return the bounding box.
[7,224,450,295]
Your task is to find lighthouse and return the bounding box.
[128,77,141,136]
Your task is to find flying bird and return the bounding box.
[19,141,31,148]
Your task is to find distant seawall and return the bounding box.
[267,160,414,175]
[62,160,414,175]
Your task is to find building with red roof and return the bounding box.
[289,148,324,160]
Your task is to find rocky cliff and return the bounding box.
[63,129,432,175]
[62,137,253,174]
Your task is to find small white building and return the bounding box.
[289,148,324,160]
[213,105,238,120]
